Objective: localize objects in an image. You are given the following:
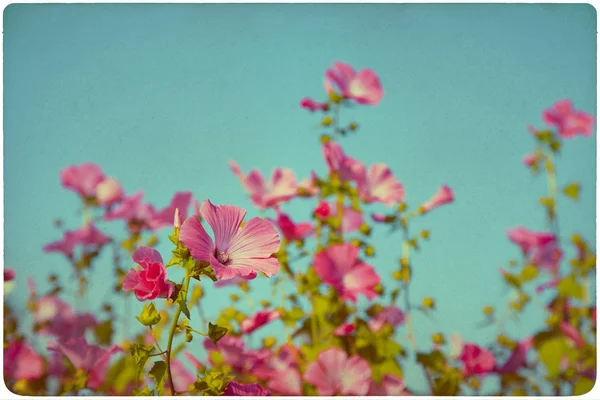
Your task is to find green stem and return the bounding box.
[166,275,191,396]
[187,327,208,337]
[336,192,345,240]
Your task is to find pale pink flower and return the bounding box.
[324,62,384,105]
[251,346,302,396]
[43,223,110,259]
[304,347,372,395]
[214,273,257,288]
[32,295,96,341]
[224,381,272,396]
[333,322,355,336]
[368,374,410,396]
[542,99,595,138]
[203,336,268,374]
[354,163,405,206]
[495,337,533,374]
[328,202,364,233]
[449,333,464,359]
[4,341,45,381]
[507,227,561,272]
[297,172,320,197]
[122,247,174,301]
[96,177,124,207]
[268,368,303,395]
[322,142,360,182]
[313,243,380,303]
[522,154,537,167]
[147,192,193,230]
[419,185,454,214]
[241,309,281,335]
[47,338,121,390]
[60,163,105,199]
[229,161,297,210]
[270,213,314,242]
[459,343,496,377]
[300,97,328,112]
[179,200,280,280]
[368,306,405,332]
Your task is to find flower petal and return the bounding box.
[180,216,214,262]
[200,200,246,252]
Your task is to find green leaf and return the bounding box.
[281,307,306,326]
[520,264,539,282]
[149,361,167,396]
[129,343,156,373]
[93,320,114,346]
[208,322,228,345]
[558,275,585,300]
[133,386,154,396]
[136,302,161,326]
[196,370,234,395]
[538,337,576,379]
[416,350,447,373]
[177,290,191,320]
[573,377,595,395]
[432,369,461,396]
[563,182,581,201]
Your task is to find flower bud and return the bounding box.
[422,297,435,309]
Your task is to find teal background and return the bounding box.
[3,3,596,395]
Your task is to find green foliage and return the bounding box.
[129,343,156,375]
[562,182,581,201]
[194,370,233,396]
[208,322,228,345]
[149,361,167,396]
[177,290,191,320]
[136,302,161,326]
[558,275,585,300]
[93,319,114,346]
[133,386,154,396]
[538,337,576,379]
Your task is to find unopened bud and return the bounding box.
[174,208,181,229]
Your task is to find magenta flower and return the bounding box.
[179,200,280,280]
[241,309,281,335]
[313,243,380,302]
[368,374,410,396]
[507,227,561,272]
[333,322,356,336]
[270,213,314,242]
[300,97,328,112]
[324,62,384,105]
[459,343,496,377]
[4,340,45,381]
[47,338,121,389]
[229,161,297,210]
[60,163,105,199]
[535,277,560,294]
[224,381,272,396]
[304,347,372,395]
[96,177,124,207]
[43,223,111,259]
[251,345,302,396]
[419,185,454,214]
[368,306,406,333]
[122,247,174,301]
[322,142,360,182]
[355,163,405,206]
[495,337,533,374]
[314,200,332,219]
[560,321,586,348]
[542,99,594,138]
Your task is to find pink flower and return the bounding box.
[303,347,372,395]
[368,306,405,333]
[419,185,454,214]
[270,213,314,242]
[167,358,197,393]
[324,62,384,105]
[333,322,356,336]
[496,337,533,374]
[43,223,111,259]
[314,200,332,219]
[214,273,257,288]
[322,142,360,182]
[522,153,537,167]
[459,343,496,377]
[313,243,380,303]
[507,227,561,272]
[241,309,281,335]
[560,321,586,348]
[535,278,560,294]
[47,338,121,389]
[4,268,16,281]
[371,213,387,223]
[147,192,193,230]
[250,346,302,396]
[229,161,297,210]
[179,200,280,280]
[224,381,272,396]
[354,163,405,206]
[203,336,266,374]
[297,172,320,197]
[368,375,410,396]
[96,178,124,207]
[60,163,105,199]
[4,341,45,381]
[268,368,303,395]
[122,247,174,301]
[300,97,328,112]
[542,99,594,138]
[328,202,364,233]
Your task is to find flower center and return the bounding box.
[216,251,230,264]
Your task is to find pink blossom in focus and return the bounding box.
[60,163,105,199]
[419,185,454,214]
[4,340,45,381]
[122,247,174,301]
[368,374,411,396]
[496,337,533,374]
[270,213,314,242]
[229,161,297,210]
[368,306,406,333]
[303,347,372,395]
[313,243,380,303]
[324,62,384,105]
[542,99,595,138]
[223,381,272,396]
[333,322,356,336]
[323,142,360,182]
[241,309,281,335]
[96,178,124,207]
[300,97,328,112]
[47,338,121,390]
[354,162,405,206]
[459,343,496,377]
[179,200,280,280]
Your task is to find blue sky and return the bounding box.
[3,3,596,394]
